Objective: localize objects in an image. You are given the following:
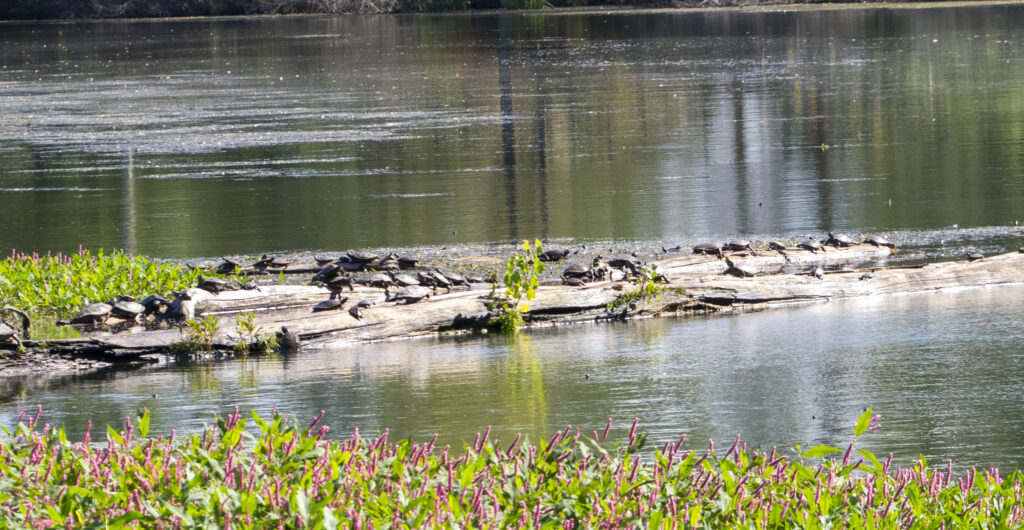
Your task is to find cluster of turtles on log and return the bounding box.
[558,253,666,287]
[687,233,897,259]
[56,293,184,332]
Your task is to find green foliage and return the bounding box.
[492,240,544,334]
[0,407,1020,527]
[420,0,470,11]
[0,247,202,325]
[169,314,220,357]
[232,311,278,355]
[607,263,663,311]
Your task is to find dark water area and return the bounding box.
[3,284,1024,469]
[2,6,1024,257]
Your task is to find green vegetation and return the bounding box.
[492,239,545,334]
[0,247,203,341]
[1,407,1021,527]
[607,264,663,311]
[168,315,220,357]
[231,311,279,356]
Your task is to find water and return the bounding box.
[2,6,1024,257]
[3,284,1023,469]
[3,6,1024,469]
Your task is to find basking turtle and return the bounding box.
[198,275,234,294]
[539,249,572,262]
[111,300,146,320]
[363,273,394,290]
[722,257,756,278]
[826,232,856,248]
[140,294,169,314]
[313,254,337,266]
[347,250,379,263]
[252,254,275,269]
[602,254,640,273]
[387,285,432,304]
[376,253,400,271]
[239,280,260,291]
[428,271,453,291]
[693,242,724,258]
[277,327,301,353]
[312,263,341,284]
[810,264,825,280]
[1019,246,1024,254]
[390,272,419,287]
[326,274,355,292]
[397,255,419,269]
[267,256,290,269]
[313,296,348,312]
[768,241,788,251]
[967,252,985,262]
[435,268,470,287]
[563,277,586,287]
[562,263,590,279]
[797,238,825,253]
[348,299,375,320]
[863,235,895,248]
[859,271,874,281]
[69,303,112,325]
[661,245,682,253]
[216,257,240,274]
[1,306,30,347]
[723,239,755,252]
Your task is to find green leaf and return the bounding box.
[857,448,882,474]
[137,408,150,438]
[801,445,843,458]
[854,407,873,437]
[322,506,339,530]
[106,425,125,446]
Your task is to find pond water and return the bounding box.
[2,284,1024,469]
[3,5,1024,469]
[2,5,1024,257]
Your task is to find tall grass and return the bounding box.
[0,407,1020,527]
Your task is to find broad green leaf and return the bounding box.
[801,445,843,458]
[854,407,874,437]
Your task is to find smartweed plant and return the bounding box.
[491,240,544,334]
[169,314,220,357]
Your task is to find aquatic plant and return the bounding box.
[232,311,279,356]
[493,240,545,334]
[0,247,203,329]
[168,315,221,357]
[0,407,1021,528]
[607,264,663,311]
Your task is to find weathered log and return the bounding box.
[25,250,1024,358]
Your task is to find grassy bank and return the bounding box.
[0,407,1020,527]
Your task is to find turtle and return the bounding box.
[68,303,112,325]
[826,232,856,248]
[239,280,260,291]
[810,264,825,280]
[797,238,825,253]
[326,274,355,292]
[609,269,628,282]
[466,275,487,284]
[693,242,724,258]
[602,254,640,273]
[376,253,400,271]
[1019,247,1024,254]
[427,271,453,291]
[348,299,375,320]
[863,235,895,248]
[216,257,240,274]
[363,273,394,289]
[347,250,379,263]
[267,256,290,269]
[722,257,756,278]
[967,252,985,262]
[1,306,30,346]
[252,254,275,269]
[416,271,440,288]
[140,294,169,314]
[390,272,419,287]
[563,276,586,287]
[859,271,875,281]
[313,254,337,266]
[277,327,301,353]
[435,268,470,287]
[723,239,754,252]
[198,275,234,294]
[313,296,348,312]
[539,249,572,262]
[561,263,590,278]
[397,255,419,269]
[661,245,682,253]
[111,300,146,320]
[312,263,341,284]
[768,241,788,251]
[387,285,431,304]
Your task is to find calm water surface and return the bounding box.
[3,285,1023,469]
[2,6,1024,256]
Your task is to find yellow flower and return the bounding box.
[520,303,530,313]
[522,240,530,251]
[534,239,542,249]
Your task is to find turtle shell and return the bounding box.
[111,301,146,319]
[723,240,753,251]
[864,235,894,248]
[0,322,17,342]
[391,273,419,287]
[71,303,112,324]
[312,297,348,312]
[347,250,379,263]
[562,263,589,277]
[390,285,431,304]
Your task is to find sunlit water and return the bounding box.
[2,6,1024,257]
[3,284,1023,469]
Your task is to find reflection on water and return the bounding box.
[3,284,1023,469]
[2,6,1024,256]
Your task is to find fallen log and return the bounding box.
[21,250,1024,359]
